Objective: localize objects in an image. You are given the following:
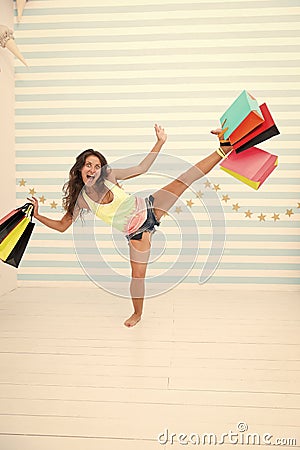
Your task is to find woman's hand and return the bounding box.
[27,196,39,218]
[155,123,167,144]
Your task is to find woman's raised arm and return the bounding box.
[112,124,167,181]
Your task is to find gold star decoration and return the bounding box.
[232,203,240,212]
[50,201,58,209]
[29,188,36,196]
[222,194,230,203]
[170,182,299,223]
[39,195,46,204]
[161,211,169,217]
[272,213,280,222]
[19,178,26,187]
[258,213,266,222]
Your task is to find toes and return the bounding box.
[124,315,141,327]
[211,128,223,135]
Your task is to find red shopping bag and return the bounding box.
[233,103,280,153]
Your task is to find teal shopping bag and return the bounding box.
[220,90,264,144]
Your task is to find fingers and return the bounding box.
[27,196,38,202]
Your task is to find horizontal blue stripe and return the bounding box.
[20,260,300,270]
[16,274,300,284]
[29,232,300,242]
[19,39,300,59]
[17,35,299,46]
[25,246,300,256]
[15,119,298,129]
[14,162,295,171]
[15,60,300,74]
[16,191,300,201]
[15,75,300,88]
[15,90,300,102]
[15,204,300,222]
[15,1,300,16]
[15,161,295,173]
[14,174,300,186]
[15,149,300,158]
[34,219,300,229]
[17,179,300,188]
[27,219,300,229]
[16,204,300,216]
[16,164,300,173]
[15,105,300,115]
[13,12,300,31]
[33,225,300,234]
[14,135,298,144]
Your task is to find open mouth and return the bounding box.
[86,175,96,181]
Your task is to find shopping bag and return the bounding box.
[220,147,278,190]
[220,91,264,144]
[233,103,280,153]
[0,204,34,261]
[4,221,35,268]
[0,206,28,243]
[0,209,19,226]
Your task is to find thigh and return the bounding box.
[151,178,189,221]
[129,231,152,269]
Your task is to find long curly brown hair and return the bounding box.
[62,149,110,215]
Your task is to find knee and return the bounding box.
[131,269,146,279]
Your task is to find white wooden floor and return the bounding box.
[0,286,299,450]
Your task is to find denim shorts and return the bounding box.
[125,195,160,241]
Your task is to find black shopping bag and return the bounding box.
[4,221,35,268]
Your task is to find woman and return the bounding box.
[29,124,232,327]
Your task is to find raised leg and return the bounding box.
[124,231,152,327]
[152,130,232,220]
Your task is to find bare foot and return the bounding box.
[211,128,233,154]
[124,313,141,327]
[211,128,224,136]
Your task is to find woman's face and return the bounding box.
[81,155,102,186]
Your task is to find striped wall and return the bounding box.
[14,0,300,290]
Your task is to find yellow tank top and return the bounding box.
[82,180,147,234]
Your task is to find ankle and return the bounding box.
[222,145,233,155]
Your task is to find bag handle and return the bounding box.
[25,204,34,219]
[16,202,32,211]
[17,203,34,219]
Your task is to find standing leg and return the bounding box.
[152,129,233,220]
[124,231,152,327]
